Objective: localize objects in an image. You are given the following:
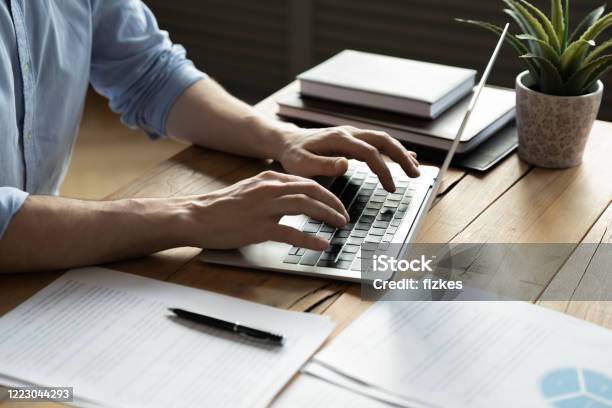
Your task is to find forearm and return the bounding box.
[0,196,187,273]
[166,79,293,160]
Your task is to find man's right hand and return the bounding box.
[0,171,350,273]
[177,170,350,251]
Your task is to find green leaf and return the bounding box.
[559,39,596,78]
[563,0,569,49]
[503,9,540,54]
[584,39,612,64]
[505,0,549,42]
[565,54,612,94]
[518,0,561,51]
[569,5,606,42]
[503,9,536,38]
[521,53,565,93]
[456,18,540,79]
[516,34,561,66]
[585,39,612,63]
[578,11,612,42]
[582,62,612,93]
[551,0,565,43]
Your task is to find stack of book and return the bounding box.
[277,50,517,166]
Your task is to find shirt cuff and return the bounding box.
[0,187,29,239]
[142,51,208,139]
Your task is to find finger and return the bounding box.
[273,194,347,228]
[323,131,395,192]
[410,155,420,171]
[270,181,349,222]
[292,150,349,178]
[354,131,420,178]
[268,224,330,251]
[409,150,420,167]
[258,170,302,182]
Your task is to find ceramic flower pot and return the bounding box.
[515,71,603,168]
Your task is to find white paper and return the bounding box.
[272,373,397,408]
[303,361,442,408]
[0,267,334,408]
[313,301,612,408]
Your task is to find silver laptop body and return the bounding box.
[199,25,509,282]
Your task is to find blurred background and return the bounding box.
[146,0,611,115]
[62,0,611,200]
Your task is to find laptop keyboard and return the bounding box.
[283,168,419,270]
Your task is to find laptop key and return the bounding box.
[343,244,360,253]
[302,223,320,233]
[320,224,335,233]
[351,230,367,238]
[365,235,382,243]
[373,220,390,229]
[299,250,322,266]
[335,229,350,238]
[317,260,352,269]
[378,208,395,221]
[362,208,378,217]
[330,236,346,245]
[355,222,371,231]
[335,261,352,269]
[347,236,365,245]
[327,244,344,254]
[383,233,395,242]
[328,176,350,196]
[359,215,375,223]
[317,231,333,240]
[339,251,357,261]
[369,227,386,236]
[283,255,302,264]
[319,252,336,261]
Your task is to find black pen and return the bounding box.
[168,308,284,346]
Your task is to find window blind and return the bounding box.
[146,0,611,119]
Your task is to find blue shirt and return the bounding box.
[0,0,206,239]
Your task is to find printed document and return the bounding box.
[310,301,612,407]
[0,268,334,408]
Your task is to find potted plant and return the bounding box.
[458,1,611,168]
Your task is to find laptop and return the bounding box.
[199,25,509,282]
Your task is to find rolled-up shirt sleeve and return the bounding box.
[0,187,28,240]
[89,0,207,138]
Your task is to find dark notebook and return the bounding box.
[405,122,518,172]
[281,117,518,172]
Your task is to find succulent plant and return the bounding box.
[457,0,612,96]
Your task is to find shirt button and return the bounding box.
[26,132,32,141]
[23,63,29,73]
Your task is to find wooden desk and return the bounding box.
[1,82,611,407]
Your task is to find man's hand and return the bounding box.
[276,125,420,192]
[180,171,349,251]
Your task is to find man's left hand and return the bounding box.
[276,125,420,192]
